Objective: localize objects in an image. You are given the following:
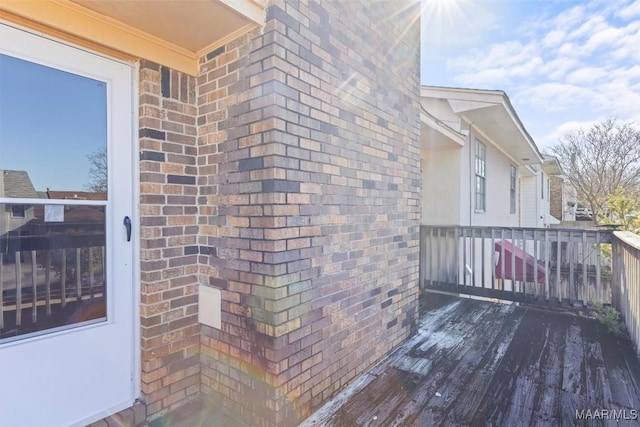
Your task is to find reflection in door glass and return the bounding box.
[0,204,106,341]
[0,54,107,197]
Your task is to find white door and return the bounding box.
[0,24,136,426]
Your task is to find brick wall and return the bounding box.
[138,60,201,417]
[198,1,422,425]
[550,176,563,221]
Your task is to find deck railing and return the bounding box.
[420,225,614,306]
[0,238,105,340]
[612,231,640,352]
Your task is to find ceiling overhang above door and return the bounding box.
[0,0,266,75]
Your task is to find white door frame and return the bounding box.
[0,21,141,426]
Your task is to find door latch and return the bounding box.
[123,216,132,242]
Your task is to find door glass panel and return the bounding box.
[0,54,108,197]
[0,203,106,340]
[0,53,108,342]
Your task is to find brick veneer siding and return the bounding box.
[550,176,563,221]
[197,1,422,425]
[138,60,201,417]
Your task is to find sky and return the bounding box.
[0,53,106,193]
[420,0,640,152]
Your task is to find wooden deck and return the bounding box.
[302,292,640,426]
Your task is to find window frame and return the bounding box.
[10,204,26,218]
[474,139,486,212]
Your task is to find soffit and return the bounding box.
[461,105,542,165]
[421,86,544,166]
[542,158,563,175]
[71,0,257,53]
[0,0,265,75]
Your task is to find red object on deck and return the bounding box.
[494,240,546,283]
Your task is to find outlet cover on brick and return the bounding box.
[199,285,221,329]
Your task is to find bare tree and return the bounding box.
[86,147,107,194]
[549,118,640,224]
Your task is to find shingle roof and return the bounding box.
[1,170,38,198]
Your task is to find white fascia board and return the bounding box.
[420,111,465,147]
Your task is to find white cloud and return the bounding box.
[581,26,625,54]
[541,30,565,48]
[540,57,580,80]
[515,83,605,112]
[566,14,607,41]
[551,3,587,31]
[618,0,640,19]
[538,118,605,151]
[565,67,607,85]
[612,24,640,61]
[597,78,640,116]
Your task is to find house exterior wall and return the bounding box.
[541,172,552,224]
[520,169,554,228]
[465,132,520,227]
[421,122,524,228]
[196,1,421,425]
[550,175,576,221]
[138,60,201,416]
[9,0,422,424]
[520,174,539,227]
[421,146,462,225]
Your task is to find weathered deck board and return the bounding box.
[302,293,640,427]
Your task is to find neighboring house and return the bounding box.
[0,169,38,235]
[541,158,562,225]
[46,190,107,201]
[419,87,563,290]
[520,156,562,228]
[0,2,421,427]
[550,174,577,222]
[420,86,549,228]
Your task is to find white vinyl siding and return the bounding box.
[475,140,486,212]
[510,166,516,214]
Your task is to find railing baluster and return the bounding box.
[454,227,460,286]
[31,251,37,323]
[445,229,450,284]
[428,227,433,287]
[471,228,476,287]
[500,228,505,291]
[0,253,4,330]
[557,230,562,302]
[481,230,486,289]
[15,252,22,326]
[544,229,550,301]
[101,246,106,298]
[490,228,495,290]
[437,228,442,286]
[520,230,529,295]
[76,248,82,302]
[419,227,425,289]
[89,247,95,300]
[45,251,51,316]
[61,249,67,308]
[533,230,539,296]
[596,232,602,304]
[463,227,467,288]
[582,231,587,305]
[569,232,575,304]
[511,228,516,293]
